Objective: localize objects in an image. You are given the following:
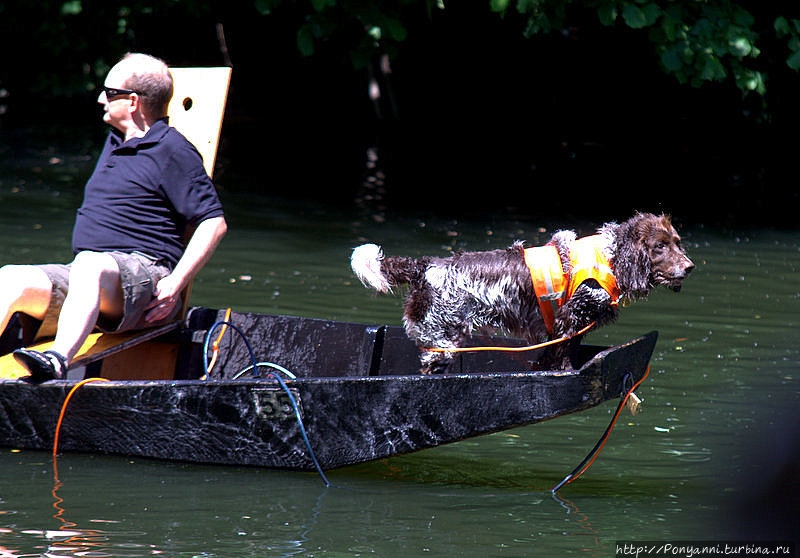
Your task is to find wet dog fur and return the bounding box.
[351,212,694,373]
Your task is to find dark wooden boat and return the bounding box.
[0,307,657,472]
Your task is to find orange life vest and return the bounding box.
[524,235,621,335]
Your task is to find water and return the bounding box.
[1,169,799,556]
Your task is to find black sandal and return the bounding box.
[13,348,68,383]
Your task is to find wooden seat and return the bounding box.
[0,67,232,381]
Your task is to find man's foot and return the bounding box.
[13,349,68,383]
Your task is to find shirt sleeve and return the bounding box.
[161,133,225,227]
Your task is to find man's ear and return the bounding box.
[128,92,142,115]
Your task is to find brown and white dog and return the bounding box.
[351,212,694,373]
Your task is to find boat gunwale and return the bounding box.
[0,331,657,387]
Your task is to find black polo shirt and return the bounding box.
[72,119,224,268]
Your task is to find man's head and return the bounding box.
[99,53,173,132]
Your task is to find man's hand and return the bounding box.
[144,216,227,324]
[144,274,183,323]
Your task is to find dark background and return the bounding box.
[1,3,798,227]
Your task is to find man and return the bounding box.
[0,53,227,382]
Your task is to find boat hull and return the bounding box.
[0,317,657,470]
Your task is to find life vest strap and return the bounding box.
[524,245,567,335]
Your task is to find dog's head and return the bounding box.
[639,213,694,291]
[613,212,695,296]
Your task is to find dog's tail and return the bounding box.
[351,243,425,294]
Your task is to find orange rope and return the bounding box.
[424,321,596,353]
[53,378,110,456]
[558,364,651,488]
[205,307,232,376]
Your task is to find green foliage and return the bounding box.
[0,0,219,103]
[775,16,800,71]
[491,0,798,96]
[254,0,426,68]
[1,0,797,112]
[250,0,798,97]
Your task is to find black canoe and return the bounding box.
[0,307,657,471]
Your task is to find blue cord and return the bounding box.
[203,320,331,487]
[233,362,296,380]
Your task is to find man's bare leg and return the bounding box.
[50,251,124,364]
[0,264,53,334]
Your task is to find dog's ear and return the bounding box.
[613,215,652,297]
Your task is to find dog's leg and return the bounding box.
[543,282,619,370]
[402,277,469,374]
[411,321,466,375]
[415,326,465,374]
[419,349,454,375]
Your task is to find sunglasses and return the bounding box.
[102,86,144,98]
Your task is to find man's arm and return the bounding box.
[144,216,227,323]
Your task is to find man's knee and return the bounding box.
[69,251,124,313]
[0,264,54,322]
[71,250,113,269]
[70,251,120,283]
[0,264,53,300]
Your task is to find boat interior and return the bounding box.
[0,307,609,382]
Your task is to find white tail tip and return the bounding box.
[351,243,392,293]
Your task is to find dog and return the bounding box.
[351,212,694,373]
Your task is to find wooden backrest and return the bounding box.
[166,67,231,316]
[166,67,231,179]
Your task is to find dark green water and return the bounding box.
[1,173,798,556]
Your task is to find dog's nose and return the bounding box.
[683,259,695,275]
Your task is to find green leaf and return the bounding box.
[311,0,335,12]
[598,4,617,26]
[661,47,683,72]
[774,16,791,37]
[699,53,726,81]
[384,18,408,42]
[729,36,752,57]
[641,3,661,26]
[60,1,82,15]
[490,0,511,13]
[622,4,647,29]
[787,48,800,71]
[297,25,315,56]
[732,7,754,28]
[734,67,765,95]
[254,0,281,15]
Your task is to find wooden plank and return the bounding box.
[167,67,231,178]
[0,322,180,380]
[99,341,180,381]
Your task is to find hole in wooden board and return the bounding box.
[182,97,193,111]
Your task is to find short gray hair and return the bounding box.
[119,53,174,119]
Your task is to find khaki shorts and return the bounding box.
[35,251,176,340]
